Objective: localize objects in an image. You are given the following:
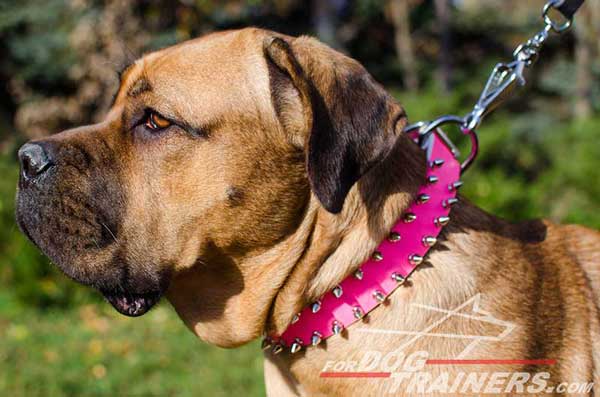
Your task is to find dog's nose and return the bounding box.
[18,143,53,180]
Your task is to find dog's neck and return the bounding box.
[167,131,427,347]
[266,132,426,334]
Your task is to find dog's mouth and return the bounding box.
[101,290,162,317]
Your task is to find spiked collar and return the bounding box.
[264,130,462,354]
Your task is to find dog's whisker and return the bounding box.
[100,222,118,244]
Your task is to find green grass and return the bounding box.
[0,298,265,397]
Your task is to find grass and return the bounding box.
[0,297,266,397]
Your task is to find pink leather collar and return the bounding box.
[264,131,462,354]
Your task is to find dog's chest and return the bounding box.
[274,250,531,396]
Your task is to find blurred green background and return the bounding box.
[0,0,599,396]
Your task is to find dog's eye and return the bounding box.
[144,112,171,131]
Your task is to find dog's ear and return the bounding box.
[264,36,407,213]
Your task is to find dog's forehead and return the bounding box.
[120,29,272,123]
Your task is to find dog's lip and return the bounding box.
[101,289,162,317]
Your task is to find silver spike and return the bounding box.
[291,313,300,324]
[422,236,437,247]
[409,254,424,266]
[354,269,364,280]
[372,251,383,261]
[290,339,303,354]
[391,272,405,283]
[427,175,439,184]
[332,321,344,335]
[443,197,459,208]
[417,194,431,204]
[272,344,284,354]
[388,232,401,242]
[353,306,364,319]
[448,181,463,191]
[311,331,322,346]
[435,216,450,227]
[373,290,386,303]
[311,301,321,313]
[403,213,417,223]
[261,338,273,350]
[332,286,343,298]
[430,159,445,168]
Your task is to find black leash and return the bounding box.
[556,0,585,20]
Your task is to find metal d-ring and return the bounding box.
[404,115,479,174]
[459,126,478,173]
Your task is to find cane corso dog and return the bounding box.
[16,28,600,396]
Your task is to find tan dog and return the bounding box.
[15,28,600,396]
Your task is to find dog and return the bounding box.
[15,28,600,396]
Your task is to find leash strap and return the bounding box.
[556,0,585,19]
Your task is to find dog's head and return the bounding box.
[16,28,407,342]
